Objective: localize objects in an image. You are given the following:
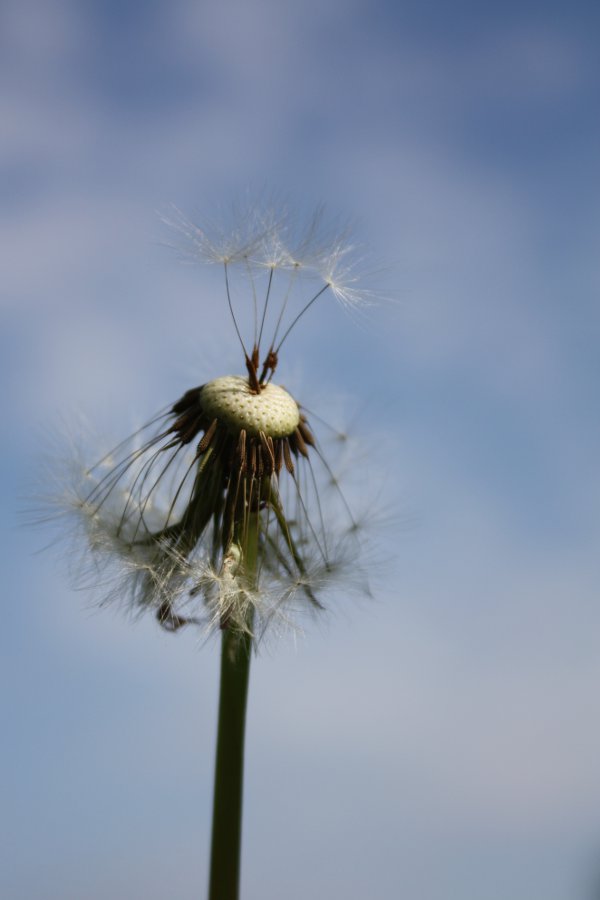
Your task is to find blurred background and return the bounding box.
[2,1,600,898]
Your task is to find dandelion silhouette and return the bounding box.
[57,203,375,900]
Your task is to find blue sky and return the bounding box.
[2,1,600,898]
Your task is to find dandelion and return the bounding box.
[53,203,375,900]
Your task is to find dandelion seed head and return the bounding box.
[46,201,382,643]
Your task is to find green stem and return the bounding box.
[208,513,258,900]
[208,625,252,900]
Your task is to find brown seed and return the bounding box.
[259,431,276,474]
[293,427,309,458]
[198,418,218,453]
[283,439,295,474]
[298,420,316,447]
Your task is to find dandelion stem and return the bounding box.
[208,626,252,900]
[208,514,258,900]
